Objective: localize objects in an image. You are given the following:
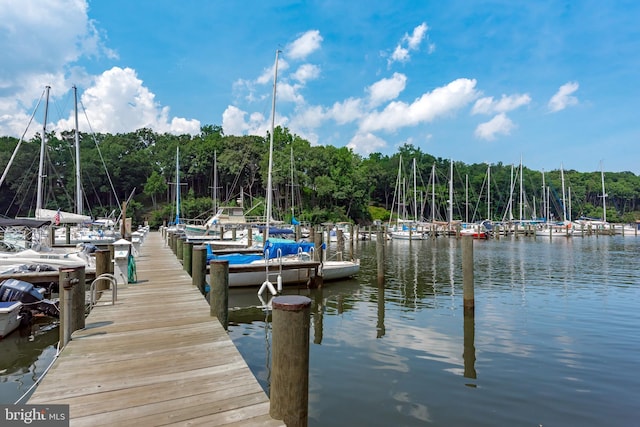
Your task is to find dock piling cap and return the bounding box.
[272,295,311,311]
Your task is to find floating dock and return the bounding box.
[28,231,284,426]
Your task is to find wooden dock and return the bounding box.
[28,231,284,427]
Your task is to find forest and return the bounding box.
[1,125,639,228]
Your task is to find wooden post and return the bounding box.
[176,235,184,261]
[209,260,229,330]
[169,232,175,254]
[183,241,193,275]
[314,226,323,262]
[336,229,344,261]
[376,231,384,283]
[65,224,71,244]
[270,295,311,427]
[120,201,127,239]
[94,249,111,293]
[48,226,55,247]
[463,306,477,380]
[59,266,86,348]
[462,236,474,312]
[192,245,207,294]
[349,225,355,258]
[108,243,115,273]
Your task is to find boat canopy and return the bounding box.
[264,240,314,259]
[0,218,51,228]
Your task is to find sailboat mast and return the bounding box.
[290,146,295,220]
[487,164,491,221]
[73,85,82,215]
[431,163,436,223]
[448,159,453,223]
[519,156,523,221]
[465,174,469,223]
[561,164,567,222]
[175,146,180,225]
[601,160,607,223]
[213,150,218,214]
[413,158,418,221]
[541,169,546,221]
[265,49,280,243]
[36,85,51,217]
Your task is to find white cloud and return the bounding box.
[222,104,289,138]
[276,81,305,105]
[347,132,388,155]
[367,73,407,107]
[472,93,531,115]
[407,23,429,49]
[286,30,323,60]
[53,67,200,135]
[474,113,515,140]
[289,105,325,130]
[388,22,431,65]
[0,1,198,139]
[292,64,321,84]
[222,105,250,135]
[257,58,290,85]
[327,98,364,125]
[390,46,410,64]
[548,81,579,112]
[359,78,479,133]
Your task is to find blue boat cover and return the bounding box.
[263,240,314,259]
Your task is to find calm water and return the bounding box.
[228,235,640,427]
[2,235,639,426]
[0,320,59,404]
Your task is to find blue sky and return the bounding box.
[1,0,639,173]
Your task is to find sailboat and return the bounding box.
[206,50,359,289]
[389,157,427,240]
[0,86,97,271]
[535,164,573,237]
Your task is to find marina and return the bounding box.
[0,230,638,426]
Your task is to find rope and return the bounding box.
[14,341,61,404]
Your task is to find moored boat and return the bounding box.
[0,301,22,338]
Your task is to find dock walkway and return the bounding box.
[28,231,284,427]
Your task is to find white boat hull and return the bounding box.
[0,301,22,338]
[227,259,360,288]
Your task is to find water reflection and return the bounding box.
[227,235,640,427]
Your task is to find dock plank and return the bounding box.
[28,231,284,426]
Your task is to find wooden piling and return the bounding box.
[94,249,111,293]
[463,307,477,380]
[192,245,207,294]
[337,229,344,261]
[462,236,474,311]
[314,226,324,262]
[176,235,184,260]
[59,266,86,348]
[183,241,193,275]
[108,244,115,273]
[209,260,229,330]
[270,295,311,427]
[376,231,385,283]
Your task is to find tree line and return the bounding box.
[1,125,639,227]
